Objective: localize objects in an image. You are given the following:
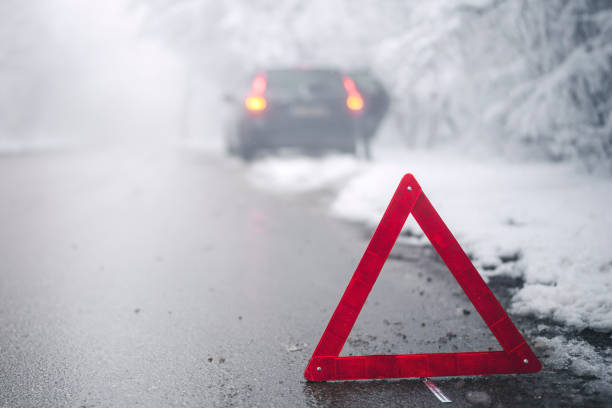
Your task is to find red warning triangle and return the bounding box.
[305,174,541,381]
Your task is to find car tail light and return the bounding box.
[245,96,267,111]
[245,74,267,112]
[346,95,364,111]
[343,76,364,113]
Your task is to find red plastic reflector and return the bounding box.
[304,174,542,382]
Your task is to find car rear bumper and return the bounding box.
[240,116,356,151]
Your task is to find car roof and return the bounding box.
[257,67,343,75]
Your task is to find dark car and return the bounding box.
[225,67,364,160]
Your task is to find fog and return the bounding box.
[0,0,184,148]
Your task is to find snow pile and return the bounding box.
[247,154,361,194]
[535,335,612,394]
[247,148,612,332]
[330,149,612,331]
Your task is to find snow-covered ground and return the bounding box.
[248,148,612,332]
[535,334,611,395]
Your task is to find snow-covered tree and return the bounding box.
[140,0,612,171]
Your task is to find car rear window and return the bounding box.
[265,69,345,99]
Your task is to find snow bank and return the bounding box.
[535,335,612,394]
[248,148,612,331]
[247,154,362,193]
[332,149,612,331]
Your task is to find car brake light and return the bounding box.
[245,73,267,112]
[245,96,267,111]
[251,75,266,94]
[343,76,364,112]
[346,95,364,111]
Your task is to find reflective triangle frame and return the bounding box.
[305,174,541,381]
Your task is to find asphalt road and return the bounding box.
[0,144,604,407]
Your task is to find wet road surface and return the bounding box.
[0,144,604,406]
